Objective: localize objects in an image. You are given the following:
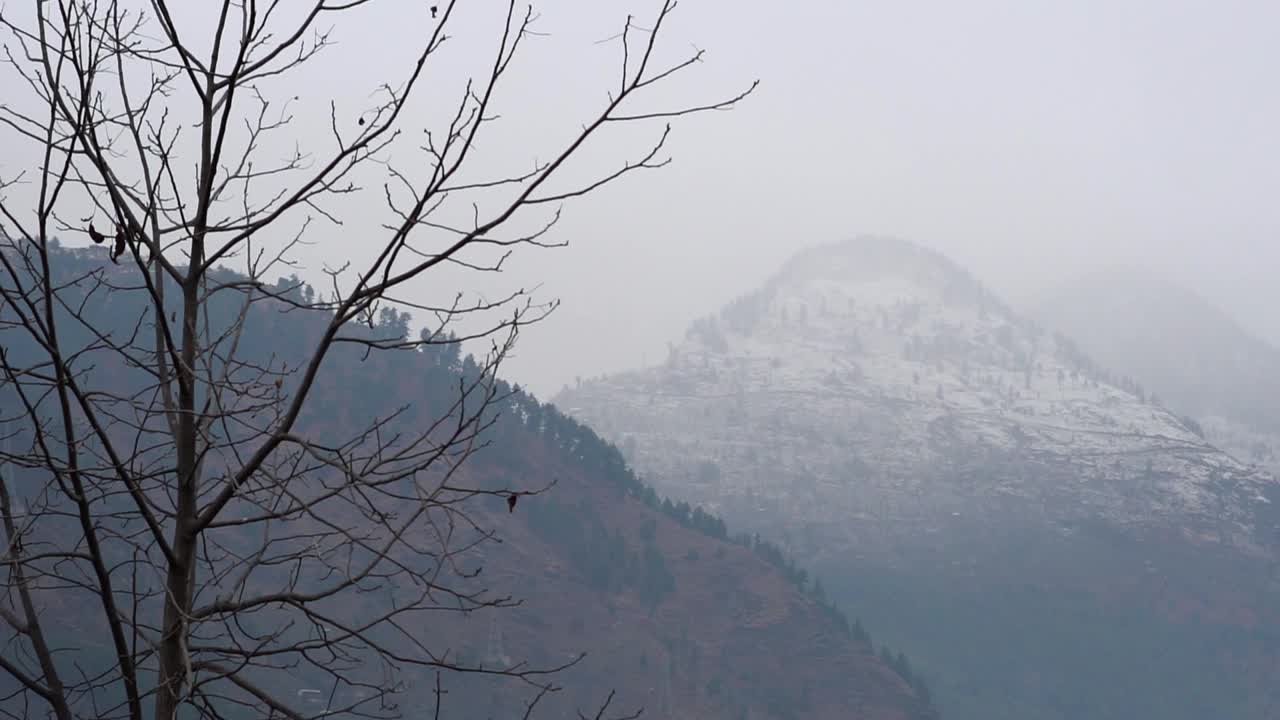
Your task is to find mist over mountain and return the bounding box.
[1034,270,1280,469]
[561,236,1272,551]
[558,236,1280,720]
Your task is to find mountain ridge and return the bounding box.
[1034,267,1280,471]
[556,234,1280,720]
[561,235,1274,556]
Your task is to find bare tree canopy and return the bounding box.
[0,1,754,718]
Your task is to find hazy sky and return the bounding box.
[459,0,1280,397]
[4,1,1277,398]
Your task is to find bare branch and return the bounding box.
[0,1,750,718]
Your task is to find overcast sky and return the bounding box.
[4,0,1277,398]
[443,0,1278,397]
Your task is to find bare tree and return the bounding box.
[0,1,754,718]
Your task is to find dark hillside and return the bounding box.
[0,242,937,720]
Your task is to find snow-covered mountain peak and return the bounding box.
[774,236,984,299]
[714,236,999,339]
[560,239,1278,562]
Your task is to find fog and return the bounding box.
[2,4,1279,718]
[6,1,1277,396]
[412,0,1278,397]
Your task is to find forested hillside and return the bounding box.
[0,242,937,720]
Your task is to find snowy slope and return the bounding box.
[558,236,1277,561]
[1034,269,1280,475]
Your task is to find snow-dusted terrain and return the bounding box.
[1034,268,1280,477]
[558,236,1278,561]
